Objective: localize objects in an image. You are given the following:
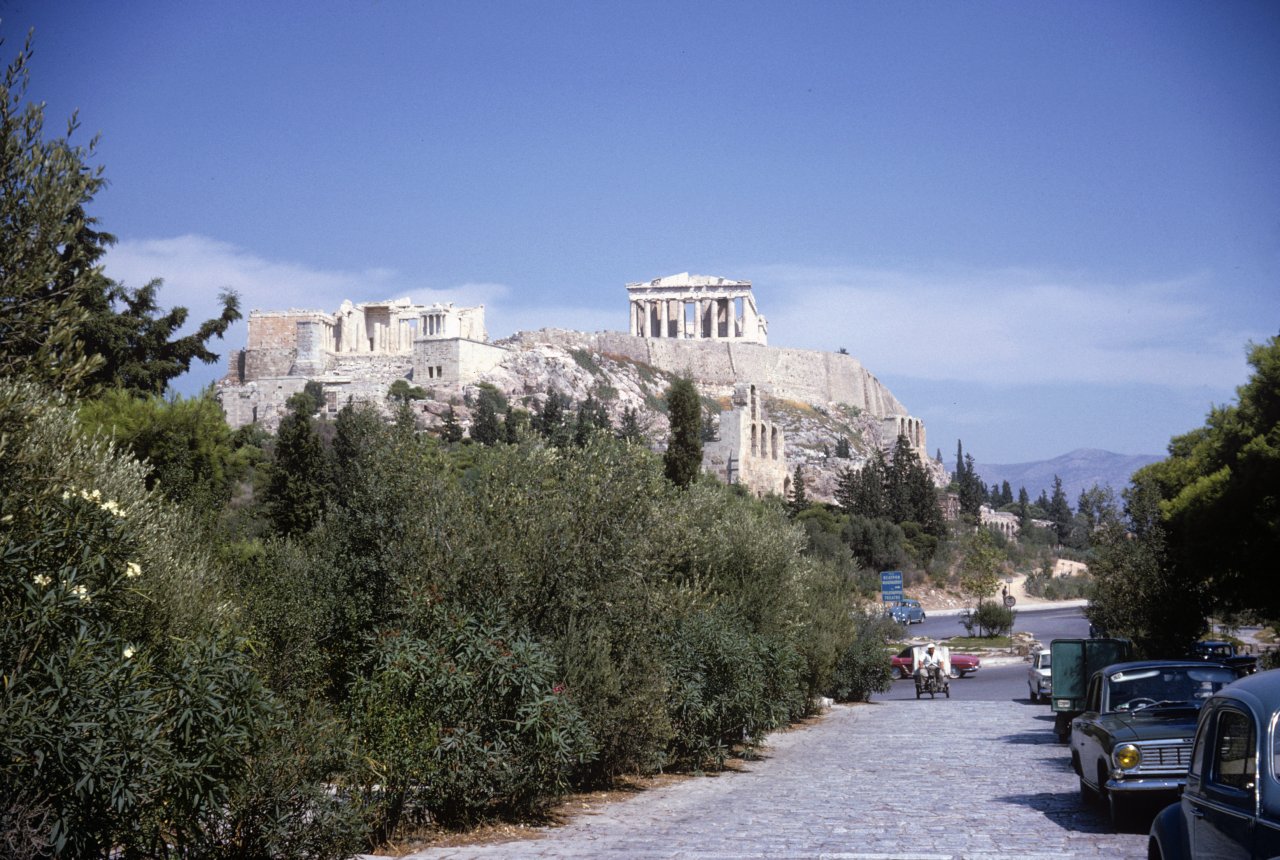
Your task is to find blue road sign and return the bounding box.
[880,570,903,602]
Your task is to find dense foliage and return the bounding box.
[1088,334,1280,653]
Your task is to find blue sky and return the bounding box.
[6,1,1278,463]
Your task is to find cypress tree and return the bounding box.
[265,395,328,536]
[663,377,702,488]
[789,464,808,514]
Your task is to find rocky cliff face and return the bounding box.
[218,318,941,502]
[420,329,943,503]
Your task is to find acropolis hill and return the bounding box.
[217,273,940,499]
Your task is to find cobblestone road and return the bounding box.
[390,699,1147,859]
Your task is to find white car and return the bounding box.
[1027,648,1051,702]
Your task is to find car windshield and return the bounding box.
[1106,666,1236,712]
[1040,654,1051,668]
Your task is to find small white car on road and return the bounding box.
[1028,648,1051,702]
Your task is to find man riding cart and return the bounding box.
[913,643,951,699]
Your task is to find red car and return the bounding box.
[890,646,981,679]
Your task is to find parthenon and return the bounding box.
[626,273,768,345]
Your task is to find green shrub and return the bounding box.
[661,608,797,769]
[347,603,595,838]
[960,601,1017,637]
[830,613,895,702]
[0,379,349,857]
[1041,573,1093,601]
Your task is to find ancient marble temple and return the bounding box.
[626,273,768,344]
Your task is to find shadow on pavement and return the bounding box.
[993,791,1117,834]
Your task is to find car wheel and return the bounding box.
[1078,773,1095,806]
[1029,685,1039,703]
[1108,789,1133,830]
[949,666,960,679]
[899,666,911,680]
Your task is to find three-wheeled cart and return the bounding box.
[910,644,951,699]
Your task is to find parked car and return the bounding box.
[1148,669,1280,859]
[886,598,926,625]
[891,645,980,679]
[1071,660,1238,826]
[1028,648,1052,702]
[1187,639,1258,676]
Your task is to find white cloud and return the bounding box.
[103,234,513,393]
[105,238,1262,399]
[753,263,1257,389]
[105,233,509,337]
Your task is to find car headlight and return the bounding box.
[1113,744,1141,770]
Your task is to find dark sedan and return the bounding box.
[1148,669,1280,860]
[1070,660,1237,826]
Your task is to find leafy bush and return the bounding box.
[347,603,595,838]
[1040,573,1093,601]
[959,601,1017,637]
[661,608,799,769]
[829,613,896,702]
[0,379,349,857]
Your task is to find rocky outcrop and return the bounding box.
[219,325,940,503]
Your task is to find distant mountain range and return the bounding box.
[973,448,1163,504]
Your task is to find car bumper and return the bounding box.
[1105,774,1186,796]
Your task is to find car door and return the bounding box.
[1072,674,1105,787]
[1188,703,1257,859]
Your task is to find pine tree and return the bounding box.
[470,388,503,445]
[835,450,887,518]
[663,377,702,488]
[1048,475,1073,544]
[957,453,984,520]
[616,406,645,444]
[439,406,463,443]
[573,393,611,446]
[835,436,851,458]
[503,408,531,444]
[534,390,572,447]
[470,398,500,445]
[1,33,241,395]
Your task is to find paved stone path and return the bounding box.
[388,700,1147,859]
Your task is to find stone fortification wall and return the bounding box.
[243,348,295,380]
[504,330,908,419]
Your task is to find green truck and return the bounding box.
[1048,637,1132,742]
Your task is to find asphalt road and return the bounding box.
[908,603,1090,644]
[883,605,1091,703]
